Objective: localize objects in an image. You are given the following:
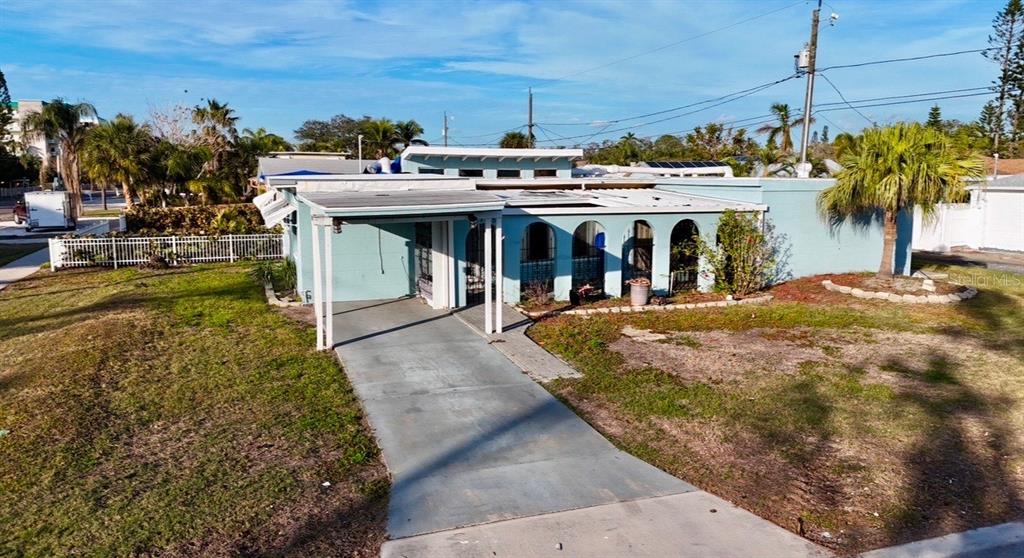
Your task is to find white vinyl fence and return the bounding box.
[49,234,284,270]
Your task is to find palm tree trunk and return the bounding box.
[122,181,135,210]
[101,185,107,211]
[877,210,898,280]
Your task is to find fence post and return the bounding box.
[229,235,236,262]
[48,238,58,271]
[112,237,118,269]
[171,236,177,266]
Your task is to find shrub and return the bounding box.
[695,210,784,295]
[125,204,272,235]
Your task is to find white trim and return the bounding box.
[324,222,334,349]
[484,219,493,334]
[311,222,325,350]
[447,219,456,310]
[495,215,503,333]
[502,205,767,216]
[401,145,583,161]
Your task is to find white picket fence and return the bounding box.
[49,234,284,270]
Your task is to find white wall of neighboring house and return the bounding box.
[7,100,56,161]
[913,178,1024,253]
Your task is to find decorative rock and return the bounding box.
[850,288,865,298]
[946,293,961,302]
[837,285,853,294]
[887,293,903,303]
[927,294,947,304]
[821,279,834,287]
[902,294,920,304]
[922,279,936,292]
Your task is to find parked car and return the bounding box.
[12,200,27,225]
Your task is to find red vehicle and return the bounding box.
[12,200,27,225]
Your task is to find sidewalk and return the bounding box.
[0,248,48,291]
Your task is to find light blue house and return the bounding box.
[255,148,911,349]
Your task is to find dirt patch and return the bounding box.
[580,323,1024,553]
[276,304,316,326]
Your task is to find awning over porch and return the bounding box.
[296,189,506,218]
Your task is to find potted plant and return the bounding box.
[626,277,651,306]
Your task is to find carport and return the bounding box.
[297,189,508,350]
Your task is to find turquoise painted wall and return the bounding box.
[402,154,574,178]
[498,212,721,303]
[656,178,913,277]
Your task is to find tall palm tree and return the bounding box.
[20,99,97,217]
[756,103,810,153]
[499,130,532,148]
[831,132,860,159]
[80,114,154,210]
[818,123,983,279]
[360,118,398,157]
[395,120,424,149]
[192,99,238,176]
[618,132,642,163]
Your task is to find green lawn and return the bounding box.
[530,265,1024,554]
[0,243,46,267]
[0,264,387,556]
[81,208,123,218]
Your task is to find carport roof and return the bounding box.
[297,189,506,217]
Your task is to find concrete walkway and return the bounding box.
[0,248,48,291]
[452,302,580,382]
[332,298,829,556]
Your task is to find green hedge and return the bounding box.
[124,205,275,235]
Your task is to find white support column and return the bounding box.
[447,218,456,309]
[311,220,325,350]
[495,214,503,334]
[484,217,493,334]
[324,219,334,349]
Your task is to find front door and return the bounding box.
[415,222,433,302]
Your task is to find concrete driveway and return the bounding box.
[333,297,829,556]
[332,298,689,538]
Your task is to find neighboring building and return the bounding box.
[256,147,912,349]
[913,175,1024,253]
[6,100,58,162]
[400,146,580,179]
[257,152,364,180]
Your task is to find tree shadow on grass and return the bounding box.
[880,351,1024,548]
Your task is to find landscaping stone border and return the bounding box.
[821,279,977,304]
[518,294,773,318]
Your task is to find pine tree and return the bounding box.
[983,0,1024,152]
[820,125,830,144]
[811,130,819,144]
[926,105,943,129]
[0,68,14,155]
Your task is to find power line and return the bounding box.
[538,74,800,126]
[814,90,994,113]
[818,73,876,126]
[535,0,805,85]
[814,86,993,107]
[533,73,799,143]
[817,48,994,71]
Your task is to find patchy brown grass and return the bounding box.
[531,266,1024,554]
[0,265,388,557]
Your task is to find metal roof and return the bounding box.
[297,189,506,217]
[497,187,764,214]
[401,145,583,160]
[258,156,363,178]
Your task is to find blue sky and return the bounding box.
[0,0,1003,146]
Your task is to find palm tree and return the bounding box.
[20,99,97,217]
[499,130,532,148]
[818,123,983,279]
[395,120,424,149]
[192,99,238,176]
[80,114,154,210]
[360,118,398,157]
[831,132,860,159]
[756,103,810,153]
[618,132,642,163]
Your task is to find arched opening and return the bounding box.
[465,223,485,305]
[572,220,606,300]
[520,222,555,301]
[670,219,699,292]
[622,220,654,286]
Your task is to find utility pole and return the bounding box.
[527,88,534,147]
[798,0,821,176]
[443,111,449,147]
